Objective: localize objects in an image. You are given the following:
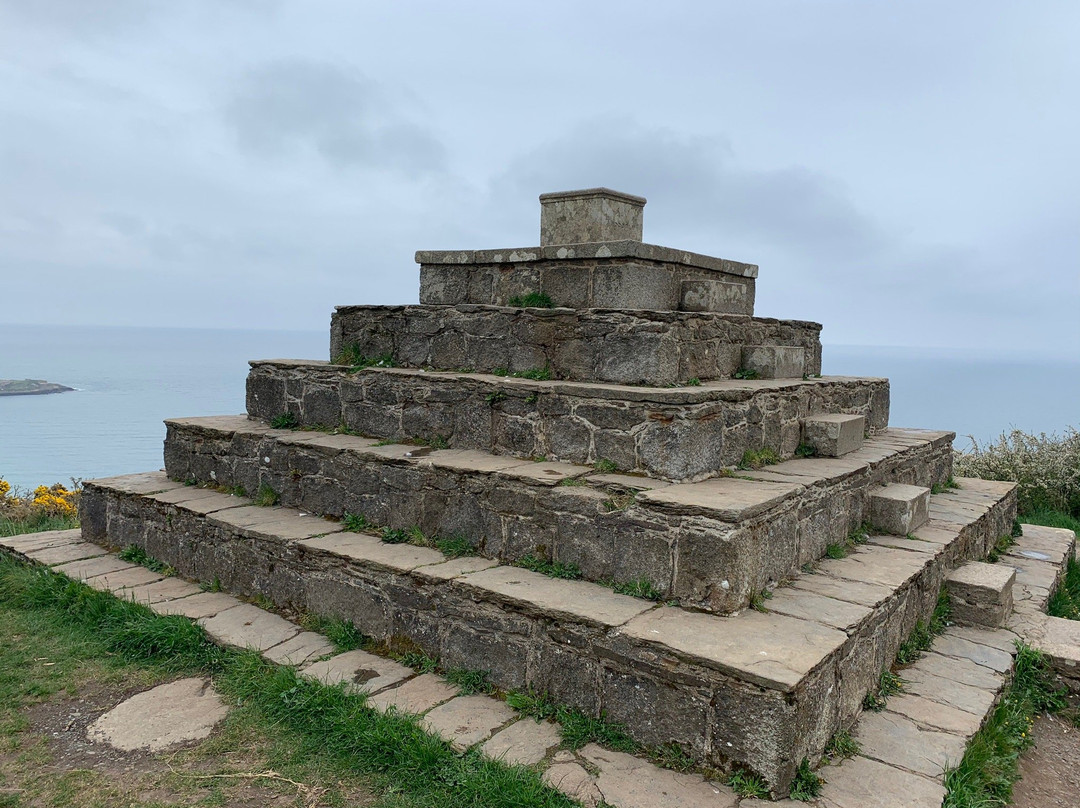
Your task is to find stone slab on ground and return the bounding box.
[87,565,168,594]
[300,649,414,695]
[422,694,517,751]
[899,665,999,716]
[481,718,562,766]
[932,633,1014,674]
[122,576,204,605]
[885,693,984,737]
[262,631,336,667]
[52,555,138,581]
[543,761,603,807]
[1035,616,1080,682]
[150,591,243,619]
[854,709,967,778]
[86,678,229,752]
[198,603,299,652]
[818,755,945,808]
[579,744,737,808]
[27,541,108,565]
[1,528,82,552]
[367,673,459,715]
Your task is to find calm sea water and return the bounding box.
[1,325,1076,491]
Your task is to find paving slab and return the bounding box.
[621,606,847,691]
[156,489,247,516]
[501,460,587,486]
[481,718,562,766]
[87,471,179,495]
[764,588,871,633]
[122,577,204,605]
[819,755,945,808]
[367,673,459,715]
[945,625,1020,654]
[52,555,138,581]
[2,528,82,552]
[28,542,109,565]
[150,591,242,619]
[932,633,1014,673]
[298,532,446,573]
[413,556,500,581]
[1036,616,1080,681]
[854,710,967,778]
[543,761,602,807]
[637,476,801,521]
[458,565,653,628]
[421,694,517,751]
[885,693,984,737]
[579,743,737,808]
[420,449,532,475]
[815,545,925,590]
[587,472,670,491]
[87,566,168,594]
[262,631,336,666]
[900,666,999,716]
[86,678,229,752]
[788,573,893,609]
[199,603,299,652]
[150,486,242,507]
[300,649,414,694]
[914,652,1005,691]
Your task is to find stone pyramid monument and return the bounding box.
[80,188,1057,799]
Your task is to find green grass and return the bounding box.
[0,512,79,538]
[117,544,175,576]
[342,512,370,532]
[269,412,299,429]
[726,769,769,798]
[593,459,618,474]
[297,613,369,652]
[610,578,663,601]
[795,443,817,458]
[513,554,582,580]
[1048,557,1080,621]
[737,447,780,470]
[445,667,494,695]
[894,591,951,665]
[824,729,861,761]
[1022,509,1080,535]
[253,483,280,507]
[333,346,397,371]
[863,670,905,711]
[748,588,773,612]
[825,543,849,560]
[943,643,1069,807]
[789,758,822,801]
[507,292,554,308]
[733,368,760,380]
[0,555,577,808]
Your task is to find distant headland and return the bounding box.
[0,379,74,397]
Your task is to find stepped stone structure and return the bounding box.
[71,188,1078,800]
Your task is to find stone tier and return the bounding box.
[164,415,955,614]
[247,364,887,482]
[418,241,758,315]
[80,472,1017,795]
[329,305,823,386]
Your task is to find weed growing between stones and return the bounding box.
[943,643,1069,807]
[608,578,663,601]
[795,443,817,458]
[824,729,861,761]
[117,544,175,576]
[733,368,760,380]
[748,589,773,612]
[987,533,1018,562]
[894,591,951,666]
[492,366,554,381]
[269,412,299,429]
[342,512,369,532]
[737,447,780,470]
[297,613,369,652]
[513,554,582,580]
[825,543,849,560]
[726,769,769,798]
[593,458,618,474]
[253,484,280,507]
[863,670,905,711]
[333,345,397,371]
[824,522,873,560]
[556,477,586,487]
[445,667,494,695]
[0,556,578,808]
[1047,557,1080,621]
[507,292,554,308]
[788,758,822,801]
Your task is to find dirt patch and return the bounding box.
[1012,711,1080,808]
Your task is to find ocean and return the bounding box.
[1,324,1076,492]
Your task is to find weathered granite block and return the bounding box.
[246,363,889,482]
[946,562,1015,628]
[869,483,931,535]
[330,305,823,385]
[802,414,865,457]
[539,188,645,246]
[679,279,749,314]
[741,345,806,379]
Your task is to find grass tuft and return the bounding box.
[726,769,769,798]
[733,368,760,380]
[610,578,663,601]
[445,667,494,695]
[863,670,905,711]
[270,412,300,429]
[737,448,780,470]
[507,292,554,308]
[253,484,280,507]
[825,729,861,761]
[514,554,582,580]
[789,758,822,801]
[117,544,175,575]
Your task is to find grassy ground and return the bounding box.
[0,553,575,808]
[0,514,78,539]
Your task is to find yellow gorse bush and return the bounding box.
[0,479,80,521]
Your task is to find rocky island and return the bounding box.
[0,379,74,397]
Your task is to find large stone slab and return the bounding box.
[28,542,108,565]
[300,649,414,694]
[86,678,229,752]
[481,718,562,766]
[367,673,459,715]
[579,743,738,808]
[819,756,945,808]
[262,631,336,667]
[198,603,299,652]
[854,710,967,778]
[421,695,516,750]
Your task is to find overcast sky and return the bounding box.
[2,1,1077,352]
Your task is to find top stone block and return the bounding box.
[539,188,646,246]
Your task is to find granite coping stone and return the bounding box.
[619,606,847,691]
[414,240,760,278]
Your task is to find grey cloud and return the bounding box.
[225,60,445,175]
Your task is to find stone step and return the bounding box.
[0,526,746,808]
[800,413,865,457]
[869,483,931,535]
[163,415,955,613]
[247,362,890,481]
[79,471,1016,794]
[330,304,822,386]
[945,561,1016,628]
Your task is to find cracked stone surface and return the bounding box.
[854,710,967,778]
[367,673,459,715]
[819,756,945,808]
[421,695,516,751]
[150,591,241,619]
[580,744,737,807]
[86,678,229,752]
[543,761,602,807]
[480,718,561,767]
[262,631,336,667]
[198,603,299,651]
[300,649,413,694]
